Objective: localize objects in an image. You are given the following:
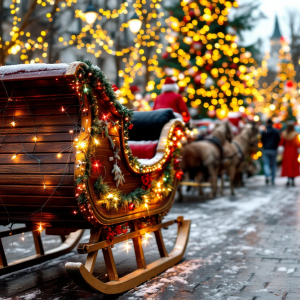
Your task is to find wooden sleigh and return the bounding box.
[0,61,190,293]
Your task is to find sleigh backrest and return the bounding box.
[0,62,89,225]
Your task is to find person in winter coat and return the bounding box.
[261,119,281,185]
[280,121,300,186]
[153,77,191,123]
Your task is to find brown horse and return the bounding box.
[220,123,258,196]
[180,121,233,198]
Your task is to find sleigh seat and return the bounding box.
[128,109,182,165]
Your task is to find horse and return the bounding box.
[180,121,233,199]
[220,123,259,196]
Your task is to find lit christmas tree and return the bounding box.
[258,39,299,122]
[147,0,261,119]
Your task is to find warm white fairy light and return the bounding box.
[123,240,132,253]
[38,222,43,232]
[142,232,152,246]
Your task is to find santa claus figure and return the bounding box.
[153,77,191,123]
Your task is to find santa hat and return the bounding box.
[111,84,118,91]
[161,77,179,93]
[130,85,140,93]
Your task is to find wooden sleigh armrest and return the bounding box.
[136,118,185,167]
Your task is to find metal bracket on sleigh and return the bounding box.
[66,216,190,294]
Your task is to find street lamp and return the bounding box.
[84,0,98,25]
[128,12,142,34]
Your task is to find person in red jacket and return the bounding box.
[153,77,191,123]
[280,121,300,186]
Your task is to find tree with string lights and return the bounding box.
[258,38,300,122]
[0,0,164,108]
[147,0,263,119]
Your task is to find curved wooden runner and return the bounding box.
[65,217,190,294]
[0,228,84,276]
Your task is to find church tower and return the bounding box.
[268,15,282,70]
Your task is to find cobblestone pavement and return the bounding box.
[0,176,300,300]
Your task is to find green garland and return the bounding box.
[93,148,181,211]
[75,60,141,204]
[94,175,151,210]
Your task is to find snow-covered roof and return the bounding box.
[0,63,69,75]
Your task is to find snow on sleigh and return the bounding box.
[0,61,190,294]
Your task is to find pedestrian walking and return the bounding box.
[261,119,281,185]
[153,77,191,123]
[280,121,300,186]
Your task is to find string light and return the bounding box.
[142,232,152,246]
[147,0,262,118]
[38,222,43,232]
[253,39,299,121]
[123,240,132,253]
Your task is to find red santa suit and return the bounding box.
[153,77,190,123]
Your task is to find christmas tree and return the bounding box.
[147,0,261,119]
[258,39,299,122]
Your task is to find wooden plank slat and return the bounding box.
[0,142,74,154]
[76,220,176,254]
[0,206,78,213]
[0,96,77,106]
[0,185,74,196]
[0,85,76,100]
[0,153,75,164]
[0,133,79,144]
[0,214,85,223]
[0,125,78,134]
[0,174,74,186]
[0,163,74,174]
[0,114,79,128]
[0,195,76,206]
[1,105,80,117]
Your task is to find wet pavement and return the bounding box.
[0,175,300,300]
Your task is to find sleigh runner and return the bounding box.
[0,61,190,293]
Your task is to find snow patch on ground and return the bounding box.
[263,249,274,255]
[278,267,294,273]
[241,225,256,236]
[125,259,204,298]
[20,290,41,300]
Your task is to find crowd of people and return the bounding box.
[153,77,300,187]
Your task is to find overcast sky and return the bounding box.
[238,0,300,52]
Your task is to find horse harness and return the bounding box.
[232,141,244,168]
[203,136,224,159]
